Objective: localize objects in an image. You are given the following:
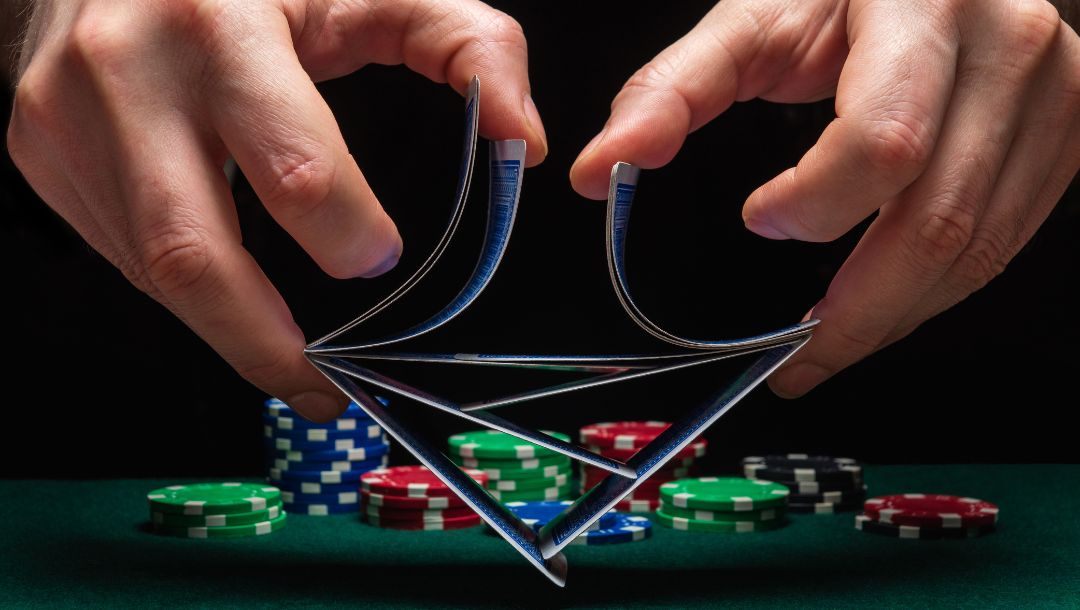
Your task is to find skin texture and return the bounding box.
[5,0,548,421]
[569,0,1080,398]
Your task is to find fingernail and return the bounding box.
[522,93,548,159]
[768,362,832,399]
[360,248,401,278]
[286,391,348,422]
[743,214,792,240]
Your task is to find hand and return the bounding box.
[6,0,548,420]
[570,0,1079,397]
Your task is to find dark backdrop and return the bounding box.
[2,0,1077,478]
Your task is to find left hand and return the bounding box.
[569,0,1080,397]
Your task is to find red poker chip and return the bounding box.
[582,471,693,491]
[360,465,487,498]
[362,512,482,531]
[863,494,1000,528]
[579,421,671,449]
[586,439,707,462]
[360,490,468,510]
[361,502,477,521]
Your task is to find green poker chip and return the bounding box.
[147,482,282,515]
[660,503,785,523]
[451,452,571,472]
[489,481,573,503]
[151,503,283,527]
[659,477,790,511]
[448,430,570,460]
[655,509,788,533]
[472,461,572,482]
[488,472,570,492]
[152,511,288,538]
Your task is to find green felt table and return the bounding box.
[2,465,1078,608]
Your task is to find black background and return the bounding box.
[2,0,1077,478]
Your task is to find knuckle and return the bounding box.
[164,0,236,56]
[64,12,135,75]
[8,71,52,155]
[906,195,980,272]
[259,152,336,219]
[484,11,526,47]
[860,112,934,173]
[1001,0,1061,59]
[135,221,216,300]
[953,222,1018,290]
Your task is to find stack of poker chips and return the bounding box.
[447,430,574,502]
[500,501,653,546]
[359,465,484,530]
[577,421,705,513]
[855,493,999,539]
[263,398,390,516]
[656,477,790,533]
[146,482,287,538]
[741,454,867,514]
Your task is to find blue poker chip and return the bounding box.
[262,414,375,431]
[270,478,365,495]
[282,499,360,516]
[268,458,386,482]
[262,434,388,452]
[504,501,618,533]
[270,443,391,464]
[271,444,390,470]
[263,422,384,442]
[568,513,653,546]
[265,398,389,420]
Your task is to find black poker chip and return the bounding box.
[742,454,862,485]
[854,515,996,539]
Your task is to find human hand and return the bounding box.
[569,0,1079,397]
[6,0,547,420]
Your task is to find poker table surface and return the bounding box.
[3,464,1077,608]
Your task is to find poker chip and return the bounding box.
[361,504,476,522]
[503,500,617,532]
[472,462,571,481]
[151,504,283,528]
[265,435,387,452]
[488,482,573,502]
[264,423,384,442]
[763,479,865,495]
[742,454,862,484]
[262,414,373,431]
[587,440,707,462]
[660,477,790,511]
[787,500,863,514]
[448,430,571,460]
[272,479,362,495]
[655,510,787,533]
[361,490,467,510]
[268,459,386,482]
[281,500,359,516]
[660,504,785,523]
[490,473,569,492]
[615,498,660,513]
[147,483,282,516]
[854,514,996,539]
[280,490,358,505]
[863,494,999,528]
[362,513,481,531]
[453,453,570,471]
[152,511,288,538]
[272,446,390,471]
[568,513,653,545]
[271,445,390,464]
[262,397,390,508]
[579,421,670,449]
[788,485,868,505]
[360,465,487,498]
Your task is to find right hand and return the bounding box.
[6,0,548,420]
